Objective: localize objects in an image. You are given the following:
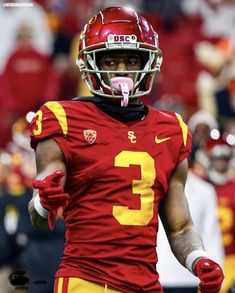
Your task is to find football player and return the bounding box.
[28,6,224,293]
[205,136,235,293]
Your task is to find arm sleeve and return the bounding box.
[29,101,71,163]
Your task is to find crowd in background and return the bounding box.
[0,0,235,292]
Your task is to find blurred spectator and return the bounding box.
[187,110,219,166]
[0,23,58,148]
[180,1,235,116]
[7,117,36,186]
[195,37,235,130]
[215,61,235,132]
[0,0,53,73]
[157,170,224,293]
[181,0,235,39]
[1,24,56,115]
[0,151,12,195]
[196,134,235,292]
[207,137,235,293]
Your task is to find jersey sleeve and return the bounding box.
[175,113,192,164]
[29,101,71,162]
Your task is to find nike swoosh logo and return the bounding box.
[155,136,171,144]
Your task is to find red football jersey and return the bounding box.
[30,100,192,292]
[215,180,235,255]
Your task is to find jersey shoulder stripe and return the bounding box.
[44,101,68,136]
[175,112,188,146]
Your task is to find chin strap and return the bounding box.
[111,77,134,107]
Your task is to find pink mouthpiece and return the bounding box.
[111,77,134,107]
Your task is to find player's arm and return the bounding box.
[28,138,68,231]
[159,158,224,293]
[159,158,203,264]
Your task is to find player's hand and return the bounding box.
[194,258,224,293]
[33,170,69,230]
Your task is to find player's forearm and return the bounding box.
[168,224,205,270]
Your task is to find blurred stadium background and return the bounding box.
[0,0,234,292]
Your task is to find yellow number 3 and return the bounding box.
[33,110,43,136]
[113,151,155,226]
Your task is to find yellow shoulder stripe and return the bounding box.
[175,113,188,146]
[45,101,68,136]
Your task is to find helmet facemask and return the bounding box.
[77,46,162,106]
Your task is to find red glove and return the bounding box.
[33,170,69,230]
[194,258,224,293]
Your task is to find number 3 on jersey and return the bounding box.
[33,110,43,136]
[113,151,155,226]
[33,102,68,136]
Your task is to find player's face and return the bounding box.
[97,50,142,84]
[210,156,231,173]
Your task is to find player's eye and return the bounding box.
[127,58,139,66]
[103,59,115,66]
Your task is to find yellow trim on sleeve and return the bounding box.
[175,113,188,146]
[45,102,68,136]
[57,277,63,293]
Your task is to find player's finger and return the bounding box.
[38,187,65,196]
[33,170,65,189]
[200,262,212,273]
[200,270,221,282]
[200,279,223,289]
[46,170,65,184]
[33,179,45,189]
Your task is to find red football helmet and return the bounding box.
[206,136,233,159]
[204,134,234,184]
[77,6,162,101]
